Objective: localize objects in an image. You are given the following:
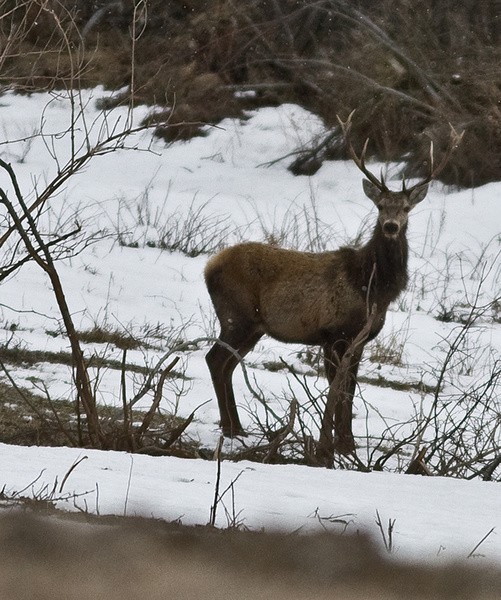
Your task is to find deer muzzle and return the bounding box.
[382,221,399,236]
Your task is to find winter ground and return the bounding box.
[0,89,499,563]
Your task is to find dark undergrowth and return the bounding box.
[1,0,500,186]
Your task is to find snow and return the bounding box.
[1,442,500,563]
[0,88,499,563]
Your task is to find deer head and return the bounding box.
[361,179,428,239]
[339,113,463,239]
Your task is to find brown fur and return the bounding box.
[205,180,428,452]
[1,511,499,600]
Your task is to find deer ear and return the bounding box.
[362,179,381,204]
[409,184,428,206]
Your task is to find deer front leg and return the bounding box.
[317,343,344,465]
[318,341,362,463]
[333,345,363,455]
[317,378,356,464]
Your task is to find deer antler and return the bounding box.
[339,112,464,194]
[404,124,464,193]
[337,111,389,192]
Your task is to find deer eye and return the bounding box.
[403,206,411,213]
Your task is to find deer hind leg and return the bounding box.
[206,324,262,437]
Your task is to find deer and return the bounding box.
[204,116,461,455]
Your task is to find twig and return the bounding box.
[136,357,180,438]
[12,469,46,499]
[263,399,298,463]
[124,455,134,518]
[120,348,133,450]
[59,455,88,494]
[209,435,224,527]
[467,527,495,558]
[309,508,355,533]
[375,510,396,553]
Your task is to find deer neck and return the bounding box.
[360,221,409,308]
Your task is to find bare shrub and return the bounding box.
[0,8,201,453]
[112,190,232,256]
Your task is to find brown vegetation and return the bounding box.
[1,0,499,185]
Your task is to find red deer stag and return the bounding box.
[205,117,461,455]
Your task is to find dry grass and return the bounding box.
[0,379,196,454]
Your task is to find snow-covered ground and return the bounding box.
[0,89,499,562]
[2,442,500,563]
